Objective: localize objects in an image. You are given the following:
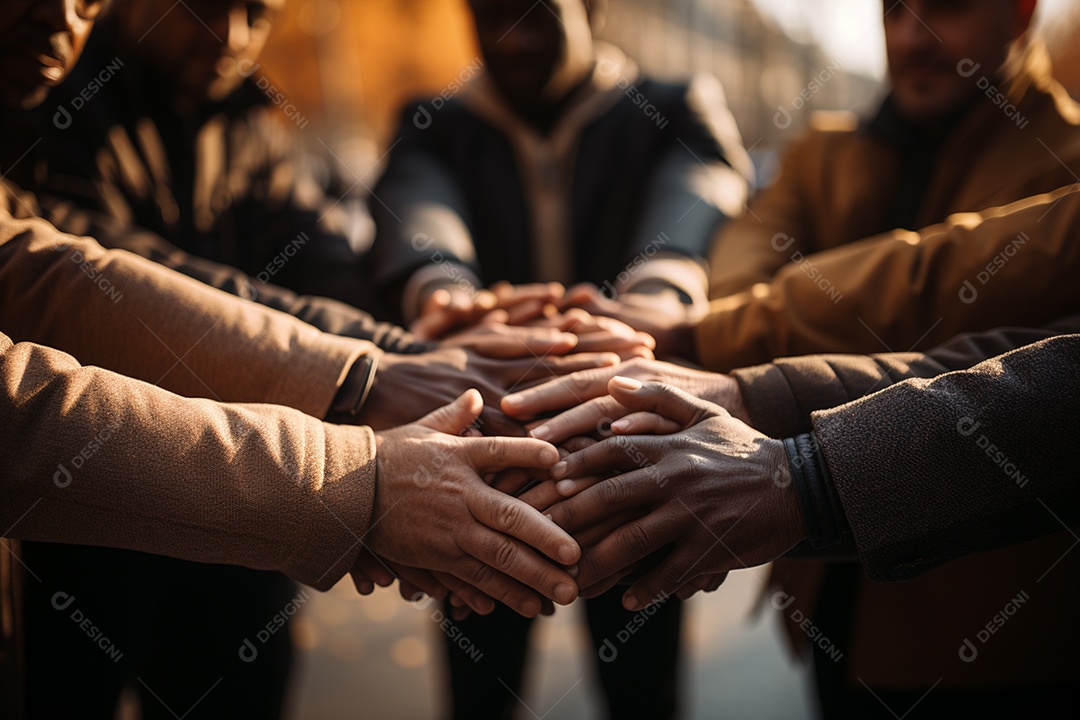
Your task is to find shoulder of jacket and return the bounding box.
[807,110,860,133]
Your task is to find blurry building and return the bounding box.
[599,0,881,164]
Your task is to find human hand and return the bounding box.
[544,378,805,610]
[357,346,620,436]
[412,283,564,340]
[519,308,656,360]
[350,547,510,617]
[366,390,581,617]
[500,357,748,444]
[562,284,699,359]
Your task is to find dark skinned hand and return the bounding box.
[543,378,806,610]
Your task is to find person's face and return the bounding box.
[469,0,596,113]
[884,0,1035,125]
[0,0,103,110]
[121,0,283,104]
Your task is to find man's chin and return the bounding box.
[0,84,51,112]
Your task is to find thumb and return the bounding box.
[417,389,484,434]
[607,377,725,430]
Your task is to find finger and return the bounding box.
[410,290,461,340]
[610,412,683,436]
[395,566,450,601]
[493,281,564,306]
[516,474,604,513]
[478,406,527,438]
[674,572,729,601]
[501,365,620,419]
[462,327,579,360]
[465,485,580,567]
[546,465,667,536]
[444,555,556,617]
[463,435,560,474]
[518,352,621,386]
[579,574,627,599]
[573,515,684,591]
[349,571,374,595]
[432,570,496,616]
[415,389,485,434]
[616,343,656,362]
[489,467,539,496]
[571,332,656,356]
[563,283,607,309]
[624,541,723,611]
[503,298,550,325]
[352,548,395,589]
[529,395,628,445]
[550,435,664,482]
[515,480,563,514]
[561,436,597,453]
[607,377,726,430]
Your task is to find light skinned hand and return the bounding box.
[366,390,581,617]
[412,283,566,340]
[561,284,699,359]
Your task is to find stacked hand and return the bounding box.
[529,378,806,610]
[351,301,803,618]
[355,390,580,618]
[412,281,665,361]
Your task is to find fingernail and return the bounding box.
[531,425,551,441]
[610,419,631,433]
[623,594,639,611]
[555,583,576,605]
[611,376,642,391]
[556,479,576,496]
[559,544,577,564]
[502,395,521,408]
[551,461,568,479]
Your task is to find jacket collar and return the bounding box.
[458,42,640,144]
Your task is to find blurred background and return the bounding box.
[203,1,1080,718]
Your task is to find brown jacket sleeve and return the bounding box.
[708,130,819,298]
[0,331,375,590]
[696,185,1080,372]
[0,190,372,419]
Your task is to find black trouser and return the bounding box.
[23,542,296,720]
[443,587,682,720]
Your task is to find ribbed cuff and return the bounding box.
[325,352,381,423]
[784,432,851,549]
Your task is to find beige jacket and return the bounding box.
[0,182,379,716]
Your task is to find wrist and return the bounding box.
[783,433,850,550]
[325,351,382,424]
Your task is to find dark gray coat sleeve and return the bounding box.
[730,315,1080,438]
[37,197,430,354]
[811,334,1080,581]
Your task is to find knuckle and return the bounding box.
[469,560,495,588]
[493,497,523,533]
[623,521,653,557]
[491,536,518,571]
[599,476,628,506]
